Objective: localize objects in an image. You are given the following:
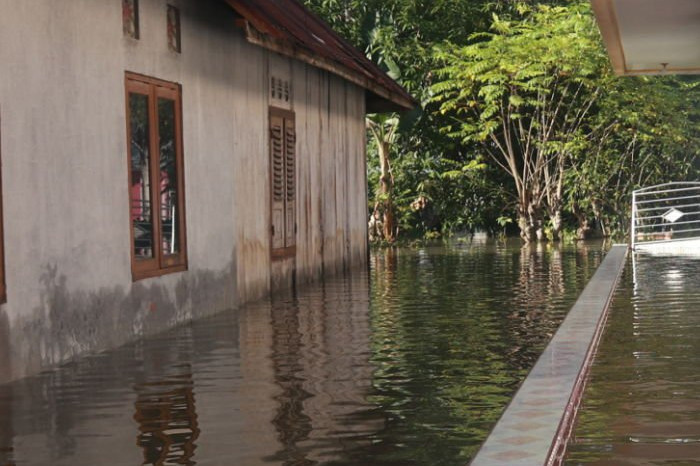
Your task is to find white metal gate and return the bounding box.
[632,182,700,252]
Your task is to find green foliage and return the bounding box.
[431,2,612,240]
[305,0,700,241]
[566,76,700,237]
[432,1,700,240]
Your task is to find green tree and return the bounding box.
[306,0,511,239]
[566,76,700,238]
[367,114,400,242]
[306,0,700,242]
[432,2,609,241]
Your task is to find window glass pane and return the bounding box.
[129,92,154,260]
[158,97,179,256]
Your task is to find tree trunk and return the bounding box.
[518,202,541,243]
[572,204,591,240]
[576,217,591,240]
[518,211,535,242]
[535,223,545,241]
[550,209,562,241]
[591,200,607,238]
[368,204,383,242]
[378,141,396,242]
[546,196,563,241]
[543,155,565,242]
[530,202,545,242]
[517,191,545,243]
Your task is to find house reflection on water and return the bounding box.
[0,271,375,466]
[265,278,377,465]
[133,370,199,464]
[0,241,604,465]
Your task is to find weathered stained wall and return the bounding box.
[0,0,368,383]
[235,55,368,302]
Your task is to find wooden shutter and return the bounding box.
[270,114,285,250]
[284,118,296,247]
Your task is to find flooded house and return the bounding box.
[0,0,413,383]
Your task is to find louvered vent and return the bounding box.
[270,76,291,105]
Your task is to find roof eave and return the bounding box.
[366,91,413,114]
[590,0,626,75]
[591,0,700,76]
[241,22,415,112]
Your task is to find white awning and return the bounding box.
[591,0,700,75]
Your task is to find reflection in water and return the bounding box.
[266,277,378,466]
[567,254,700,464]
[0,313,13,465]
[134,373,199,465]
[0,240,603,465]
[268,298,314,465]
[361,240,602,464]
[0,382,13,466]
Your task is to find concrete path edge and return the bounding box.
[469,245,628,466]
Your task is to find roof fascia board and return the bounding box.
[242,22,414,112]
[591,0,627,75]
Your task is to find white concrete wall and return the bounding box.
[0,0,369,382]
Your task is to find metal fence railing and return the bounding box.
[632,182,700,251]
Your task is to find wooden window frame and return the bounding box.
[125,72,187,281]
[0,110,5,304]
[269,107,296,260]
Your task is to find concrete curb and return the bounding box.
[470,245,628,466]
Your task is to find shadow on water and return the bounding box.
[0,239,605,466]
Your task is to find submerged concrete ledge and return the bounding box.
[470,244,628,466]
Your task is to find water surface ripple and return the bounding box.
[566,254,700,465]
[0,239,604,465]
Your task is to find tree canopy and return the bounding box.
[304,0,700,242]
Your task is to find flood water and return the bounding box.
[0,239,605,466]
[566,254,700,465]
